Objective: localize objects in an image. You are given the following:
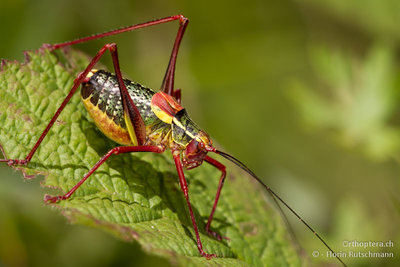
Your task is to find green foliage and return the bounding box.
[289,44,400,160]
[0,48,303,266]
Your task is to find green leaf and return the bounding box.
[0,47,303,266]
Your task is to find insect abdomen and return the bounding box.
[81,70,157,145]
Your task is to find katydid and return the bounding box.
[0,15,346,266]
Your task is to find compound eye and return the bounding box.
[197,141,205,150]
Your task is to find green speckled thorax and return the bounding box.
[80,70,204,148]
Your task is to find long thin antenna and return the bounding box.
[214,149,346,267]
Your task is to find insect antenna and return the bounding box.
[213,149,347,267]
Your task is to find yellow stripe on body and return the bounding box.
[124,112,139,146]
[172,117,196,139]
[86,69,98,78]
[82,97,134,146]
[151,105,173,124]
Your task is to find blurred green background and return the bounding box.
[1,0,399,266]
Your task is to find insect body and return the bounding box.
[0,15,346,265]
[81,69,169,146]
[82,69,211,169]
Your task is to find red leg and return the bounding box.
[0,42,145,166]
[1,15,188,166]
[173,89,182,103]
[51,15,187,49]
[108,43,146,145]
[172,150,216,259]
[44,145,165,203]
[160,17,189,97]
[204,156,229,241]
[1,45,108,166]
[51,14,188,98]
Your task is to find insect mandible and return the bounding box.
[0,15,346,265]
